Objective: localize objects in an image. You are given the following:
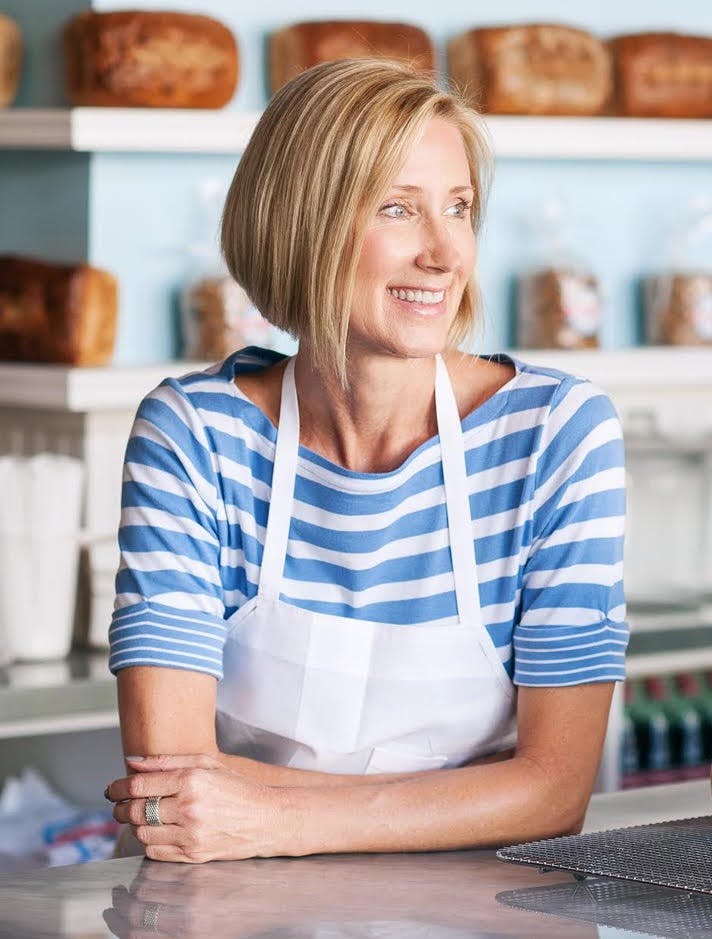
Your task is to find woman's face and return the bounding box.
[349,116,477,361]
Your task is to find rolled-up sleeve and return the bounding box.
[513,379,629,686]
[109,379,227,679]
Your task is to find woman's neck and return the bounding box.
[293,349,440,474]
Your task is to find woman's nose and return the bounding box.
[416,218,460,272]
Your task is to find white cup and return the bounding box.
[0,532,81,660]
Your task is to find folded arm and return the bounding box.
[115,666,612,856]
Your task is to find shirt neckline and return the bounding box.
[222,347,523,482]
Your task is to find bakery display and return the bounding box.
[0,255,118,365]
[269,20,435,93]
[610,33,712,118]
[448,24,612,115]
[181,275,277,360]
[644,274,712,345]
[63,10,239,108]
[517,268,602,349]
[0,13,22,109]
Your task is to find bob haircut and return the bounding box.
[221,57,492,384]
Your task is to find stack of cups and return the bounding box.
[0,455,84,662]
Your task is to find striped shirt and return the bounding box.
[109,346,629,686]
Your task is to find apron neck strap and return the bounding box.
[258,354,481,623]
[258,357,299,599]
[434,355,481,624]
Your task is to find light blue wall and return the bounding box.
[5,1,712,362]
[0,2,91,264]
[1,0,90,106]
[0,151,90,261]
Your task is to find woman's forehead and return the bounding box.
[388,118,471,184]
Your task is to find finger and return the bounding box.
[145,844,196,863]
[113,795,177,827]
[106,771,186,803]
[134,824,189,848]
[126,754,221,773]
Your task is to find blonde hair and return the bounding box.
[221,58,492,383]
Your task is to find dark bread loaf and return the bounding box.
[0,255,118,366]
[63,10,239,108]
[610,33,712,118]
[0,13,22,108]
[449,24,612,115]
[269,20,435,93]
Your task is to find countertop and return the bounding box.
[0,779,709,939]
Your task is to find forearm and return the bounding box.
[274,754,585,856]
[218,747,515,788]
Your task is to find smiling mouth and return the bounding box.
[387,287,446,305]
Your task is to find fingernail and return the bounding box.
[125,755,145,761]
[103,785,112,801]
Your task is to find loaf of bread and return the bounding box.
[449,24,612,115]
[63,10,239,108]
[517,268,602,349]
[0,14,22,109]
[644,274,712,344]
[269,20,435,93]
[0,256,118,366]
[610,33,712,118]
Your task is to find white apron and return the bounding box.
[216,355,516,774]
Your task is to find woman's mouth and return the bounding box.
[386,286,447,316]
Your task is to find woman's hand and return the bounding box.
[105,754,287,863]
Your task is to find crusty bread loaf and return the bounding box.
[611,33,712,118]
[269,20,435,93]
[0,256,118,366]
[0,14,22,109]
[63,10,239,108]
[517,268,601,349]
[449,24,612,115]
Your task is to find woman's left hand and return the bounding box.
[105,754,286,863]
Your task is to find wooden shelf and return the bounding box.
[2,109,712,161]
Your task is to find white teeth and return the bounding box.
[388,288,444,305]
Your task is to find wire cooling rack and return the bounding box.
[497,816,712,896]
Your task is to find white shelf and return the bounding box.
[0,710,118,740]
[627,647,712,679]
[0,348,711,411]
[0,359,211,411]
[2,109,712,160]
[0,108,258,154]
[506,347,712,390]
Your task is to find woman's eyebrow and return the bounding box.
[390,184,475,194]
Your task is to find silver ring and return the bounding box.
[144,795,163,826]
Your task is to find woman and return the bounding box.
[105,58,628,862]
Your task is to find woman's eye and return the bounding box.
[379,203,410,219]
[447,200,472,218]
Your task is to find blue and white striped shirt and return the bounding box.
[109,346,629,686]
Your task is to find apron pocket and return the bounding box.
[365,746,449,775]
